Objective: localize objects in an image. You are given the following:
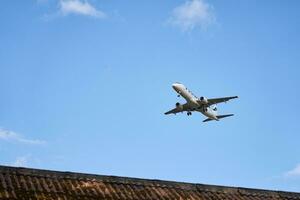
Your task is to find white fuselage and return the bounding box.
[172,83,218,120]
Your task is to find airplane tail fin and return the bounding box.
[203,114,234,122]
[212,105,218,114]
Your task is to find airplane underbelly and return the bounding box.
[187,99,199,108]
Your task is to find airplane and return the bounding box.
[165,82,238,122]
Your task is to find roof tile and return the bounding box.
[0,165,299,200]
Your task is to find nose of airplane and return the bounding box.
[172,83,178,90]
[172,83,181,90]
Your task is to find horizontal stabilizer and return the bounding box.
[217,114,234,119]
[203,118,213,122]
[203,114,234,122]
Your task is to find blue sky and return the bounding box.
[1,0,300,192]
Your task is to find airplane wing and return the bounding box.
[207,96,238,106]
[164,103,189,115]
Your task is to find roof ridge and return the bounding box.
[0,165,299,197]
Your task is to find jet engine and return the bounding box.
[199,96,208,104]
[175,102,183,111]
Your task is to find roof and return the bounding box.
[0,165,299,200]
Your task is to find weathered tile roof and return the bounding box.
[0,165,299,200]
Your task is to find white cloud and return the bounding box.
[0,128,45,145]
[169,0,215,31]
[285,164,300,178]
[59,0,106,18]
[12,155,30,167]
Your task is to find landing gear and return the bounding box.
[187,111,192,116]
